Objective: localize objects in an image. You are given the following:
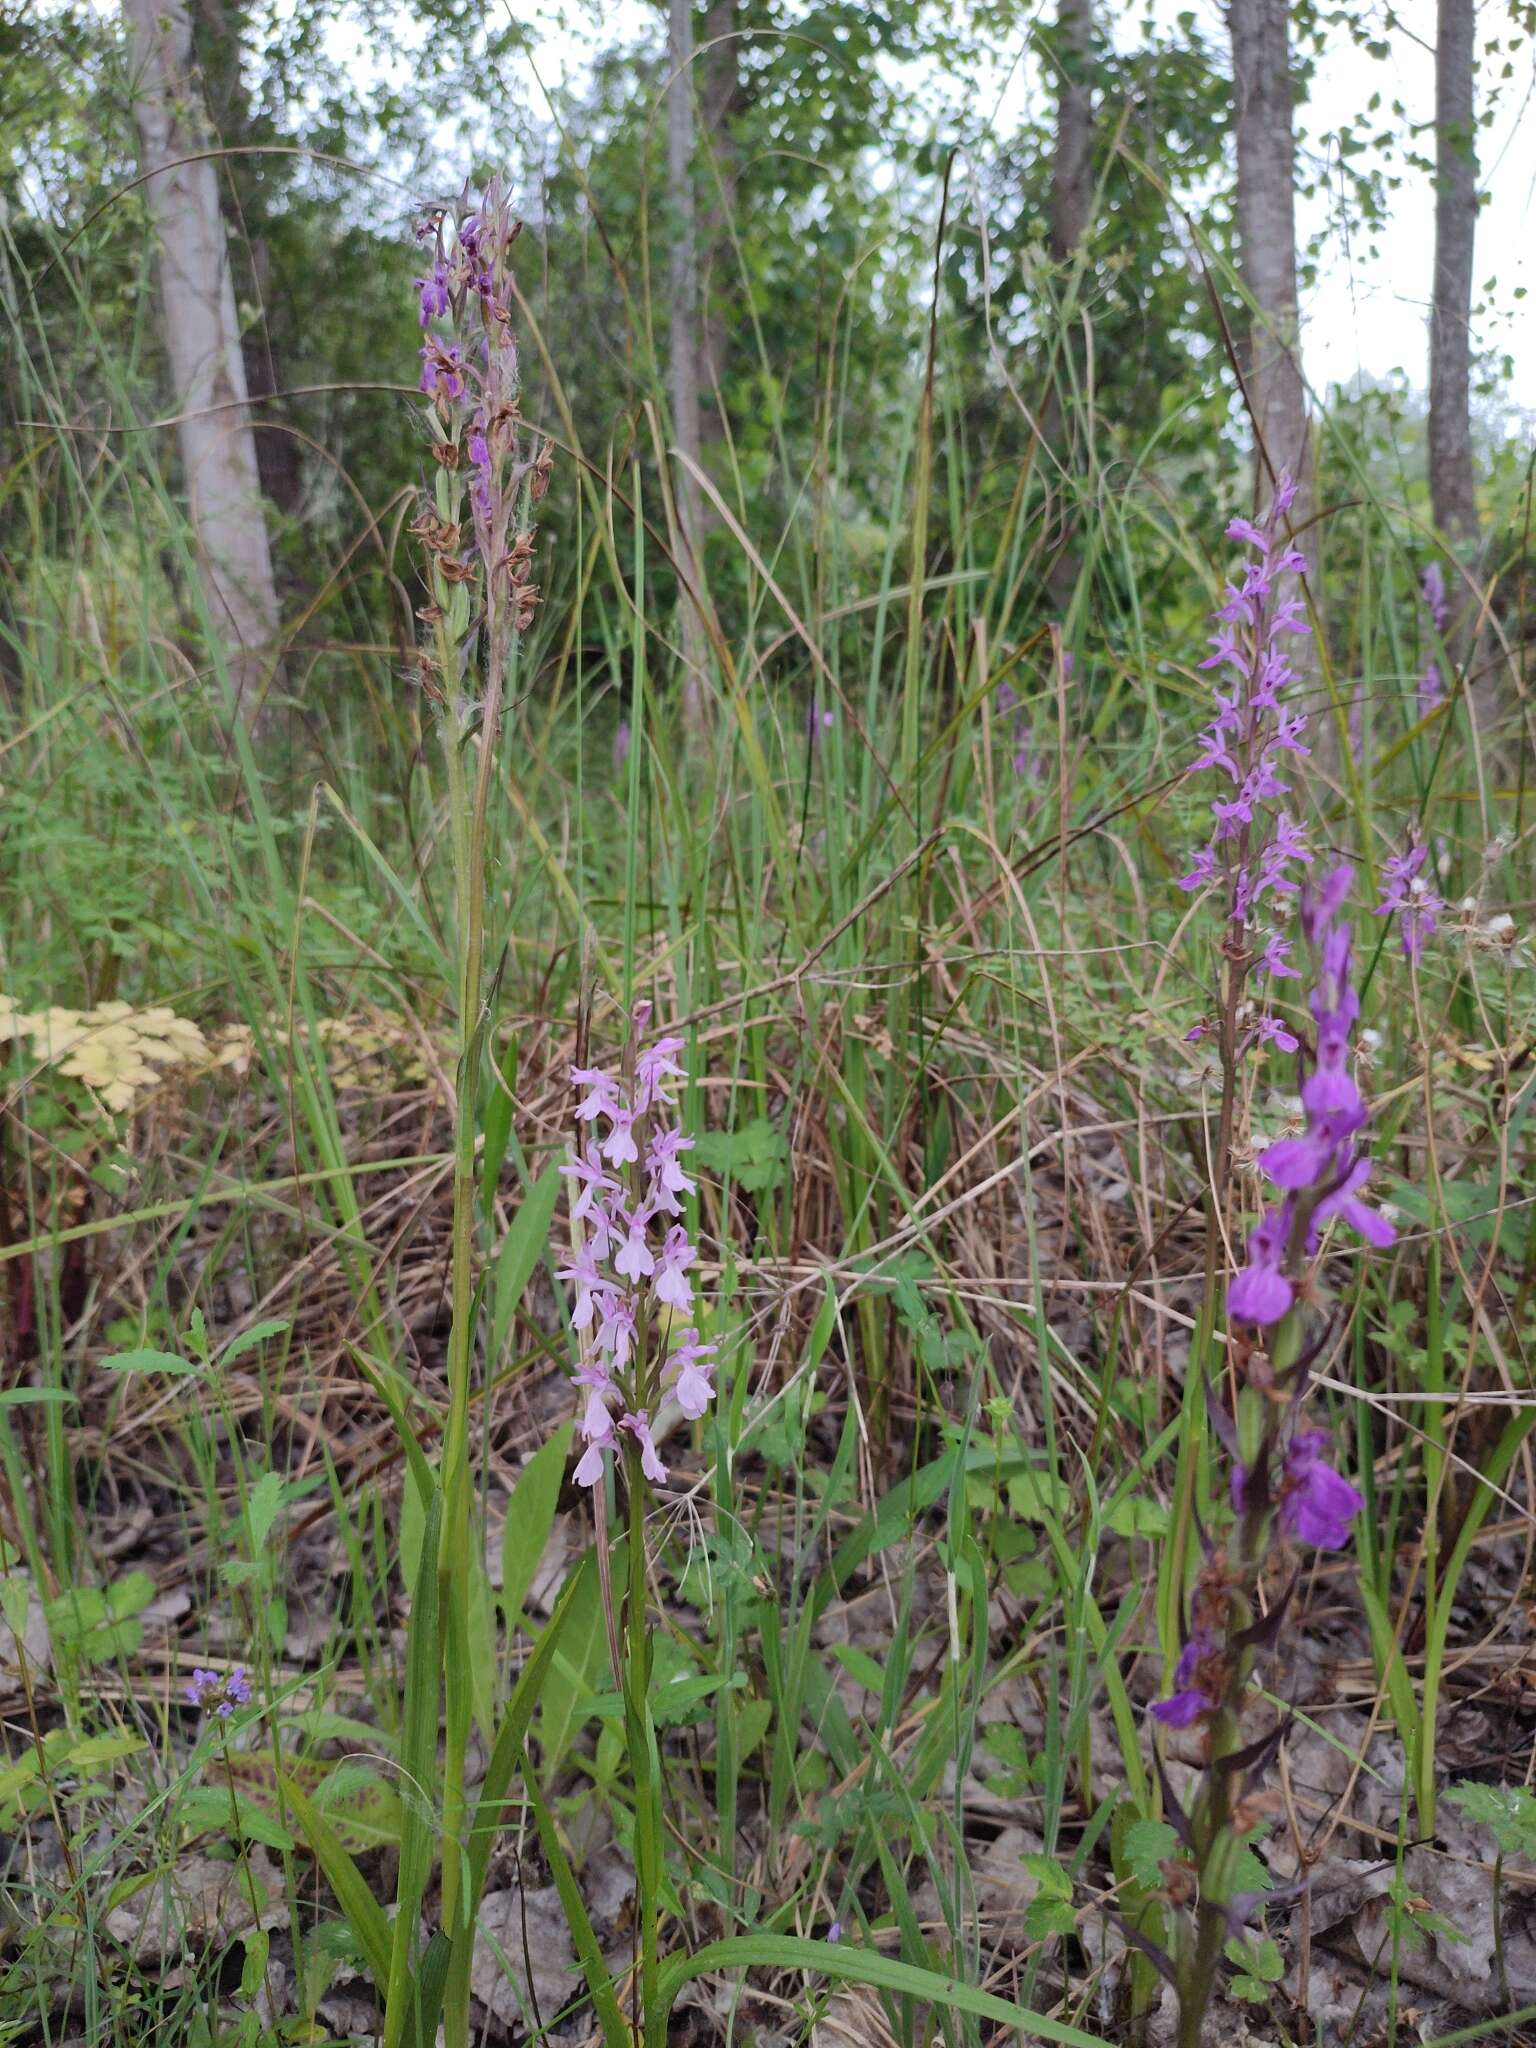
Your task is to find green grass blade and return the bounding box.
[651,1935,1115,2047]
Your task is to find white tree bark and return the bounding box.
[1429,0,1479,547]
[698,0,740,427]
[1228,0,1312,512]
[121,0,280,716]
[1049,0,1094,263]
[666,0,707,702]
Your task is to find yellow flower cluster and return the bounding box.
[1,997,430,1115]
[1,998,217,1112]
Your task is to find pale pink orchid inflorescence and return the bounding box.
[558,1012,716,1489]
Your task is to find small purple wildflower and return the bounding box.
[1277,1429,1365,1549]
[827,1920,843,1945]
[1374,837,1443,962]
[184,1666,251,1719]
[414,259,450,326]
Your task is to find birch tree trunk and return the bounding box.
[121,0,280,717]
[1228,0,1312,513]
[1049,0,1094,264]
[1429,0,1479,547]
[1042,0,1094,615]
[667,0,707,701]
[698,0,741,438]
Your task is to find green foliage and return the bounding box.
[45,1569,156,1665]
[1445,1781,1536,1859]
[693,1115,789,1193]
[1224,1931,1286,2003]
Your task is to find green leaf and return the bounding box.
[67,1732,146,1772]
[828,1643,885,1696]
[1123,1818,1180,1889]
[524,1747,629,2048]
[490,1163,560,1367]
[240,1929,270,1999]
[537,1552,609,1769]
[732,1696,772,1761]
[281,1774,393,1990]
[1104,1495,1169,1539]
[650,1936,1116,2048]
[692,1116,788,1194]
[100,1349,201,1376]
[1444,1781,1536,1859]
[1024,1896,1078,1941]
[1225,1933,1285,1984]
[500,1424,571,1626]
[47,1570,155,1664]
[287,1710,398,1753]
[220,1319,292,1366]
[312,1764,403,1851]
[1020,1853,1070,1898]
[385,1486,441,2048]
[480,1040,519,1222]
[0,1755,40,1804]
[1005,1469,1072,1521]
[244,1472,287,1555]
[178,1785,295,1853]
[0,1386,76,1408]
[435,1561,599,2048]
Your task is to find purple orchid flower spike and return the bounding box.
[559,1022,717,1495]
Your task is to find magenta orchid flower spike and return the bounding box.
[1179,478,1316,1056]
[1152,493,1389,2048]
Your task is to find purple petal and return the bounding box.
[1151,1687,1215,1728]
[1227,1264,1294,1327]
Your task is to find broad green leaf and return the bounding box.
[221,1319,292,1366]
[651,1935,1116,2048]
[537,1553,609,1770]
[490,1163,561,1366]
[312,1764,403,1850]
[287,1709,398,1754]
[0,1387,76,1407]
[47,1570,155,1664]
[1123,1817,1180,1889]
[67,1732,146,1772]
[479,1040,519,1222]
[100,1349,201,1376]
[178,1784,295,1853]
[500,1424,571,1626]
[240,1928,270,1999]
[829,1643,885,1696]
[385,1487,441,2048]
[524,1749,629,2048]
[244,1471,287,1555]
[1020,1853,1071,1898]
[281,1774,393,1990]
[0,1756,39,1803]
[1444,1781,1536,1858]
